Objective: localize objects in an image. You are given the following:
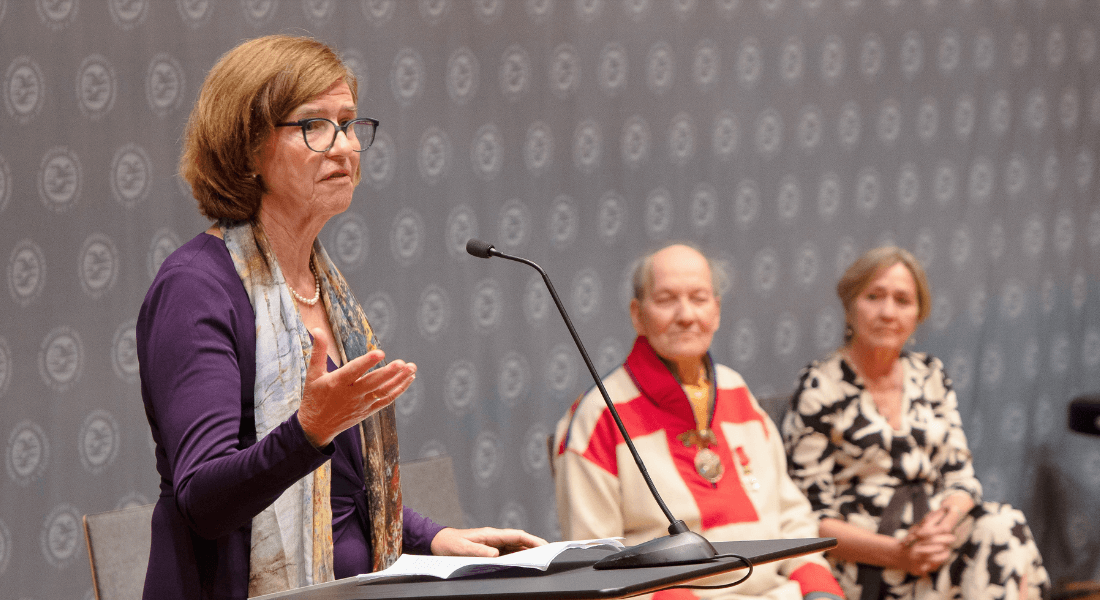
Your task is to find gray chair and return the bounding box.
[83,503,154,600]
[400,454,465,528]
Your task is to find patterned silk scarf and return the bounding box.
[220,222,403,596]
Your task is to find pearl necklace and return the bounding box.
[288,261,321,306]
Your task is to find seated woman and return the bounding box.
[137,35,543,600]
[781,246,1049,600]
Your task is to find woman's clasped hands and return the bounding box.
[298,328,417,448]
[899,506,963,577]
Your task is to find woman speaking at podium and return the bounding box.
[137,35,543,600]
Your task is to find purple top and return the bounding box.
[137,233,445,600]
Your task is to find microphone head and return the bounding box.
[466,238,495,259]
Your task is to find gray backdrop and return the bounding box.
[2,0,1100,598]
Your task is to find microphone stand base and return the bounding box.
[593,531,718,569]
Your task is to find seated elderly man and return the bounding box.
[552,243,843,600]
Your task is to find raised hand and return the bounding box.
[297,328,416,447]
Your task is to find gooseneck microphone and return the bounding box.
[466,239,718,569]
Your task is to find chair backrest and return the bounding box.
[83,503,154,600]
[400,454,465,529]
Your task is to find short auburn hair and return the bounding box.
[836,246,932,331]
[180,35,358,222]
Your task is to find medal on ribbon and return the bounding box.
[677,428,724,484]
[734,446,761,491]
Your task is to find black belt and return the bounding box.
[857,482,930,600]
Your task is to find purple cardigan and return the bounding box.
[137,233,444,600]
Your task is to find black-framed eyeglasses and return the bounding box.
[275,117,379,153]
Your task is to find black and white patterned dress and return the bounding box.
[782,351,1049,600]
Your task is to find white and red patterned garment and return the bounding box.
[554,336,840,600]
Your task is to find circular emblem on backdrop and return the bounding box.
[523,273,550,327]
[900,31,924,78]
[574,0,602,22]
[988,91,1011,137]
[76,55,116,121]
[79,233,120,299]
[774,314,800,357]
[820,35,844,83]
[1076,148,1095,190]
[0,337,11,398]
[1050,333,1071,374]
[980,344,1005,387]
[1083,327,1100,370]
[303,0,335,27]
[147,227,180,280]
[395,378,423,423]
[111,320,139,384]
[471,429,501,488]
[734,179,761,229]
[361,0,395,25]
[0,517,10,577]
[1072,272,1087,311]
[391,48,425,107]
[443,360,478,416]
[855,167,881,214]
[7,420,49,486]
[39,326,84,392]
[1022,338,1041,380]
[877,100,901,145]
[690,183,717,230]
[1024,88,1048,133]
[548,195,578,249]
[1079,26,1098,64]
[837,102,861,150]
[41,503,82,569]
[913,228,936,270]
[9,239,47,307]
[974,28,996,71]
[471,278,503,332]
[546,343,577,394]
[817,172,841,220]
[363,291,396,344]
[754,108,783,158]
[339,49,368,94]
[417,284,450,340]
[595,337,626,376]
[954,94,976,139]
[968,286,989,327]
[146,53,185,118]
[668,113,695,166]
[571,268,601,319]
[115,491,151,510]
[240,0,277,26]
[36,0,77,30]
[390,208,424,266]
[474,0,503,24]
[446,47,479,105]
[776,176,801,222]
[471,123,503,181]
[737,38,762,87]
[110,143,152,209]
[500,45,531,102]
[896,163,919,210]
[1000,279,1027,321]
[938,29,960,73]
[947,353,972,394]
[498,198,531,250]
[328,212,369,272]
[1005,154,1028,198]
[550,43,580,99]
[109,0,147,28]
[1091,208,1100,249]
[860,33,884,79]
[573,120,602,174]
[814,307,842,351]
[363,130,396,190]
[751,248,780,296]
[933,162,957,205]
[693,39,720,91]
[497,350,531,408]
[597,191,626,245]
[79,409,120,475]
[917,97,938,143]
[712,110,738,159]
[524,121,553,176]
[1048,24,1067,68]
[1010,27,1030,68]
[796,105,822,152]
[523,422,550,476]
[177,0,213,28]
[417,126,451,185]
[1060,87,1080,130]
[445,204,478,258]
[731,319,757,366]
[968,157,995,204]
[599,42,628,96]
[0,154,9,213]
[38,146,82,213]
[1021,214,1046,258]
[792,243,819,288]
[498,500,528,531]
[1053,211,1075,256]
[645,188,673,239]
[417,0,450,24]
[620,115,650,169]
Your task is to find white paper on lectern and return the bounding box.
[355,538,626,584]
